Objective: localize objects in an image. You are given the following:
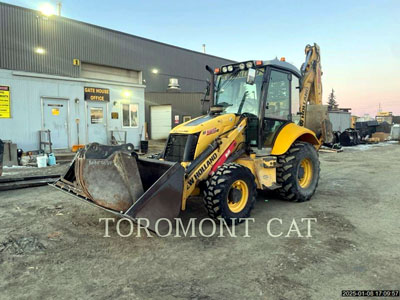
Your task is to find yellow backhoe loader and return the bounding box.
[53,43,332,233]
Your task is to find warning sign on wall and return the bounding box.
[0,86,10,118]
[174,115,180,124]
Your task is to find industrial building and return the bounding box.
[0,3,232,151]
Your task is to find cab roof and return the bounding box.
[262,58,301,78]
[218,58,301,78]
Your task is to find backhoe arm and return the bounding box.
[299,43,323,127]
[298,43,333,144]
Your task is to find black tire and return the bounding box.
[203,163,257,224]
[276,142,320,202]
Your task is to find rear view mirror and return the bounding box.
[246,68,256,85]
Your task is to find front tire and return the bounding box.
[276,142,320,202]
[203,163,257,224]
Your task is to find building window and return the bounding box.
[90,107,104,124]
[122,104,138,127]
[183,115,191,122]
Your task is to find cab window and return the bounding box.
[265,70,290,120]
[262,69,291,148]
[291,76,300,124]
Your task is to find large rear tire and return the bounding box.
[276,142,320,202]
[203,163,257,225]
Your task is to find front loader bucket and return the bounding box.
[52,143,184,234]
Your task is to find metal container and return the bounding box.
[391,124,400,141]
[328,111,351,132]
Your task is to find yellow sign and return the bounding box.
[0,86,10,118]
[52,108,60,116]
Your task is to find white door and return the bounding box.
[87,102,108,144]
[151,105,171,140]
[43,99,69,149]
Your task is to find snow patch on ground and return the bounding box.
[343,141,398,151]
[3,165,34,169]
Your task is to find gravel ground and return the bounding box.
[0,143,399,299]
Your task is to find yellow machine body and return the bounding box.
[53,43,325,232]
[171,114,319,210]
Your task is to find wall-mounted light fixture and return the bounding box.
[35,47,46,54]
[151,69,159,74]
[122,90,132,97]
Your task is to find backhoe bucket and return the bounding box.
[305,104,334,144]
[52,143,184,234]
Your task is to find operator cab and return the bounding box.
[212,59,301,151]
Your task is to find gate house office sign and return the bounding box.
[0,86,10,118]
[84,87,110,101]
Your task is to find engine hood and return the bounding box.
[170,113,239,135]
[169,113,241,160]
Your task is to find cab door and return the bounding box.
[261,68,292,148]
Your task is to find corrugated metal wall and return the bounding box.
[0,3,234,93]
[145,92,206,138]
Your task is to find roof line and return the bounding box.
[0,2,235,63]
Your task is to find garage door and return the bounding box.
[151,105,172,140]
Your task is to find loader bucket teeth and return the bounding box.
[52,143,184,233]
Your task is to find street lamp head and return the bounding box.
[151,68,159,74]
[39,3,55,16]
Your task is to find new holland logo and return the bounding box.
[186,153,218,190]
[299,87,309,126]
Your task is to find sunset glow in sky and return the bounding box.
[5,0,399,117]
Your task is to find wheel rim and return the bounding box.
[227,179,249,213]
[298,158,313,188]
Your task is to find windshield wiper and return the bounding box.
[237,91,249,114]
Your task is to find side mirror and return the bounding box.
[246,68,256,85]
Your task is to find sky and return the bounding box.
[3,0,400,116]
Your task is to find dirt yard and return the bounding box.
[1,143,399,299]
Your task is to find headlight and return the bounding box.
[227,65,234,72]
[222,66,228,73]
[246,61,253,68]
[239,63,245,70]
